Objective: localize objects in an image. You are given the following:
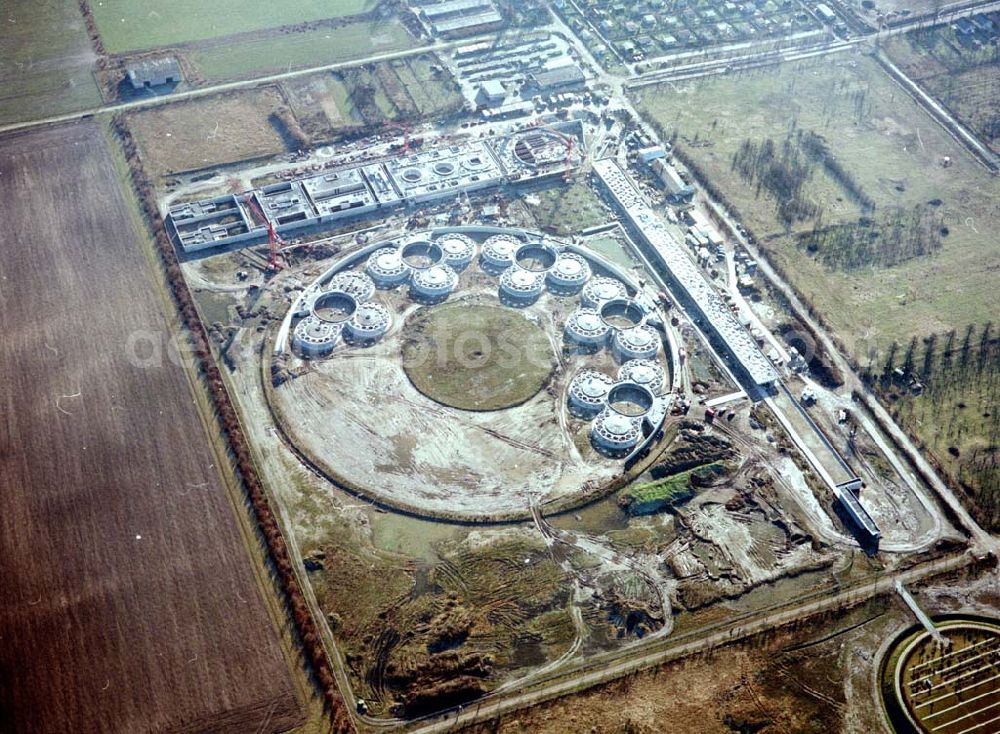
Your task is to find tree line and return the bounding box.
[112,114,352,731]
[800,205,943,270]
[870,323,1000,530]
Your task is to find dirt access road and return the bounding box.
[402,552,978,733]
[0,122,299,734]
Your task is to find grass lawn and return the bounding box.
[632,54,1000,369]
[91,0,377,53]
[189,20,416,82]
[0,0,102,125]
[619,463,727,514]
[583,235,636,270]
[402,302,555,411]
[128,87,289,177]
[529,181,610,235]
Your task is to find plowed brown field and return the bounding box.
[0,122,301,734]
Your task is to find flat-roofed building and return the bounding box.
[527,64,586,92]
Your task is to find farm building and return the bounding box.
[126,57,182,89]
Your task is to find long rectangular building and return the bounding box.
[593,158,778,389]
[168,127,581,253]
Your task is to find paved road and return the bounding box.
[0,36,485,136]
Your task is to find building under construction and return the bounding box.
[168,127,582,253]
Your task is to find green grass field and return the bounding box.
[529,182,610,235]
[633,55,1000,368]
[91,0,377,53]
[0,0,102,125]
[402,303,555,411]
[189,20,415,82]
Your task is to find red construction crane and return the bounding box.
[383,120,413,155]
[244,193,283,272]
[563,135,576,182]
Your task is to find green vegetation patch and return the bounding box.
[190,20,416,83]
[0,0,102,125]
[92,0,378,53]
[402,302,556,411]
[887,26,1000,152]
[618,462,729,515]
[529,182,610,236]
[128,87,290,178]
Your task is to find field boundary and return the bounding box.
[108,113,353,733]
[874,49,999,172]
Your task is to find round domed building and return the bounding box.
[411,264,459,302]
[327,270,376,302]
[344,302,391,343]
[568,370,615,417]
[366,247,410,288]
[612,325,660,362]
[435,233,476,270]
[618,359,667,394]
[591,409,644,454]
[582,276,627,308]
[499,266,546,305]
[480,234,521,274]
[292,315,342,358]
[564,307,611,346]
[547,252,591,295]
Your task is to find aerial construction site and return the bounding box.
[2,1,999,733]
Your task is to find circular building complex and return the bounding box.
[592,409,644,454]
[480,234,521,274]
[618,359,667,394]
[366,247,411,288]
[564,307,611,346]
[273,226,674,521]
[613,325,660,362]
[880,616,1000,734]
[547,252,592,294]
[411,264,459,302]
[582,276,628,308]
[499,266,546,305]
[292,315,342,357]
[344,302,391,343]
[435,233,476,270]
[568,370,615,417]
[327,270,376,302]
